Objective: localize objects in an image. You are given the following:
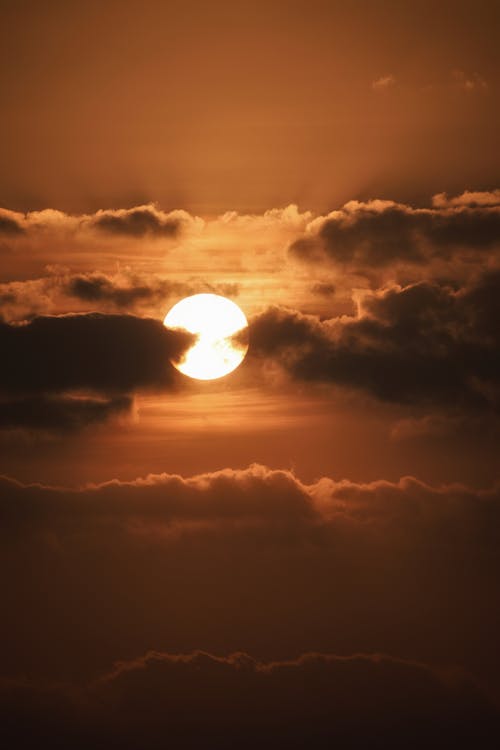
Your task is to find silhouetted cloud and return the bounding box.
[3,463,499,542]
[66,272,239,308]
[0,271,240,322]
[2,195,498,303]
[0,395,132,433]
[0,210,24,235]
[249,271,500,409]
[92,206,182,237]
[1,649,497,749]
[0,313,194,397]
[0,464,499,745]
[289,196,500,269]
[311,281,336,296]
[0,204,200,241]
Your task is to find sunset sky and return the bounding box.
[1,1,500,746]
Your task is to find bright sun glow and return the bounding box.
[163,293,249,380]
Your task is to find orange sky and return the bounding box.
[1,0,498,214]
[1,2,500,747]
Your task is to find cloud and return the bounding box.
[248,270,500,409]
[371,74,396,91]
[0,209,24,236]
[390,414,464,441]
[310,281,335,296]
[0,463,499,706]
[2,195,497,312]
[91,205,184,237]
[65,272,239,309]
[67,273,177,307]
[453,69,489,92]
[0,204,198,239]
[0,204,313,253]
[390,413,500,442]
[371,73,490,95]
[0,313,194,398]
[2,649,497,749]
[0,395,132,433]
[0,270,240,322]
[2,463,499,546]
[289,194,500,271]
[0,465,315,533]
[432,189,500,209]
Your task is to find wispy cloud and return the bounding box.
[371,74,396,91]
[452,69,488,92]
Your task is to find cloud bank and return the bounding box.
[0,190,499,435]
[289,193,500,271]
[249,270,500,409]
[0,314,194,430]
[2,649,498,749]
[0,313,194,396]
[1,465,499,695]
[0,463,499,745]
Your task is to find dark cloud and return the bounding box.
[289,200,500,269]
[319,206,425,265]
[0,465,499,695]
[0,313,194,396]
[249,271,500,409]
[0,292,16,305]
[424,207,500,249]
[0,212,24,236]
[0,465,315,533]
[311,281,336,296]
[0,205,199,247]
[92,206,182,237]
[0,272,240,322]
[66,272,240,309]
[0,395,132,433]
[67,273,189,307]
[1,650,498,749]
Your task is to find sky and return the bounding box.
[1,1,500,746]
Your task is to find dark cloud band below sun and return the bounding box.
[0,464,499,747]
[2,649,498,749]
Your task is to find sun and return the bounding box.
[163,294,249,380]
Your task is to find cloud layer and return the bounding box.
[2,649,498,749]
[0,313,194,396]
[249,269,500,409]
[1,464,499,696]
[0,314,194,430]
[289,193,500,272]
[0,269,240,323]
[0,463,499,745]
[0,394,132,433]
[1,191,499,433]
[0,204,197,239]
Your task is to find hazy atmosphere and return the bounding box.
[1,1,499,746]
